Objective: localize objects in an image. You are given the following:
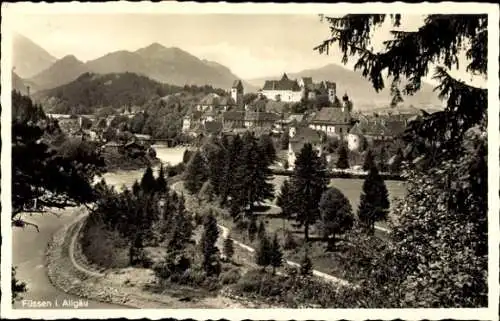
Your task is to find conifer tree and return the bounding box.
[269,233,283,275]
[290,143,329,242]
[132,180,141,196]
[223,237,235,262]
[140,166,157,194]
[363,149,376,171]
[184,150,208,195]
[220,134,243,205]
[317,14,487,306]
[200,212,221,276]
[335,143,350,169]
[281,130,290,150]
[175,195,194,243]
[377,146,389,172]
[255,233,271,271]
[358,165,390,233]
[248,216,258,242]
[206,137,225,197]
[276,179,294,236]
[258,133,277,166]
[257,220,266,240]
[156,164,168,193]
[300,250,313,277]
[231,132,274,216]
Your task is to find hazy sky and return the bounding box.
[7,12,486,86]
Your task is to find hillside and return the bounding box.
[247,63,444,110]
[29,55,90,91]
[33,72,185,114]
[13,33,57,78]
[26,41,257,93]
[13,72,29,95]
[85,43,258,92]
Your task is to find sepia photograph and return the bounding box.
[1,2,498,320]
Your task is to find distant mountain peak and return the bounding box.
[13,33,57,78]
[139,42,167,52]
[60,54,81,62]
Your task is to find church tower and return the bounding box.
[231,80,244,106]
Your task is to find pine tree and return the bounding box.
[300,248,313,277]
[377,146,389,172]
[257,220,266,240]
[223,237,235,262]
[319,187,354,249]
[276,179,294,237]
[132,180,141,196]
[140,166,157,194]
[156,164,168,193]
[231,132,274,216]
[317,14,487,306]
[184,150,208,195]
[335,143,350,169]
[358,165,390,233]
[281,130,290,150]
[200,212,221,276]
[206,138,225,197]
[220,134,243,205]
[289,143,329,242]
[255,233,271,271]
[269,233,283,275]
[175,195,194,243]
[248,216,258,242]
[363,149,376,171]
[258,133,277,166]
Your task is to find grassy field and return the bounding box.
[269,175,407,210]
[268,175,406,229]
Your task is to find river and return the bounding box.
[12,146,186,309]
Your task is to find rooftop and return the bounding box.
[262,73,301,92]
[310,107,351,124]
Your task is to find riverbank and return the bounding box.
[45,207,253,308]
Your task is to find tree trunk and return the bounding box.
[272,266,276,275]
[304,223,310,242]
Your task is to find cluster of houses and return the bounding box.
[182,74,422,168]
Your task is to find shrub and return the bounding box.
[220,268,241,285]
[80,219,129,269]
[202,276,222,292]
[283,230,298,250]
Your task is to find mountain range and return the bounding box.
[247,64,443,110]
[13,34,258,92]
[13,33,442,110]
[13,33,57,78]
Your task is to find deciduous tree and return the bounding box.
[319,187,354,249]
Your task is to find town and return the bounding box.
[43,73,416,178]
[8,9,489,317]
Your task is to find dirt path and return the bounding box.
[171,181,350,287]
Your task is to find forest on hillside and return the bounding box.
[34,72,227,115]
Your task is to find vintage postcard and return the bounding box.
[1,1,499,320]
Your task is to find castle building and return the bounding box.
[259,73,337,104]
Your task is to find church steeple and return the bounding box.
[281,73,289,81]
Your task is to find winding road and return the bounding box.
[12,146,186,309]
